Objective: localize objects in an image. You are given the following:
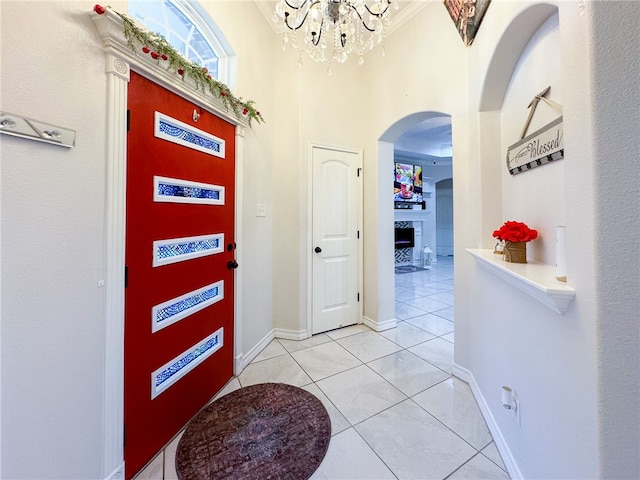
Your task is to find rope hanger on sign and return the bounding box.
[520,86,564,140]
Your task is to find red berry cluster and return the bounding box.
[141,47,167,62]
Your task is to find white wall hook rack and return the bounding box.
[0,112,76,148]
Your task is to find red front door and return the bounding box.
[124,71,236,478]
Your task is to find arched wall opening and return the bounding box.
[372,111,452,331]
[475,2,559,245]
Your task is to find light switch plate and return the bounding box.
[256,203,267,217]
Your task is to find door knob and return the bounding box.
[314,247,322,253]
[227,260,239,270]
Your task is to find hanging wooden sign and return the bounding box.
[506,116,564,175]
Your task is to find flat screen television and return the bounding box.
[394,162,423,205]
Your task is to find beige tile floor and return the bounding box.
[135,256,510,480]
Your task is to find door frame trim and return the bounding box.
[92,11,247,478]
[306,143,363,337]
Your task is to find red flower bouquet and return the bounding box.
[492,221,538,243]
[493,221,537,263]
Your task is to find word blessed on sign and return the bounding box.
[506,116,564,175]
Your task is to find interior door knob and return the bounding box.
[227,260,239,270]
[314,247,322,253]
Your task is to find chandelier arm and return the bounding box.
[283,0,309,11]
[311,17,324,46]
[347,4,377,33]
[362,1,391,17]
[284,12,309,31]
[282,0,321,31]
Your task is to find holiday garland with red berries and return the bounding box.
[93,4,263,126]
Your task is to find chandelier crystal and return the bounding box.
[273,0,396,65]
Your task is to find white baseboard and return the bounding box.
[363,315,397,332]
[274,328,309,341]
[234,328,309,374]
[233,352,244,377]
[452,362,523,480]
[104,463,124,480]
[235,330,274,374]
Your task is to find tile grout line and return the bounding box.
[159,258,498,479]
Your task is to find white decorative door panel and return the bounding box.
[312,146,360,334]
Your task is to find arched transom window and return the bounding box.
[128,0,234,87]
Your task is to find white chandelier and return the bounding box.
[273,0,396,65]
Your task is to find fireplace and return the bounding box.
[394,227,415,249]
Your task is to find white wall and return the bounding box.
[588,1,640,476]
[0,1,278,478]
[1,2,115,477]
[425,164,454,185]
[455,1,639,478]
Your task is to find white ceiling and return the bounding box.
[395,115,452,162]
[255,0,452,164]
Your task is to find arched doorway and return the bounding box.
[386,114,456,368]
[373,112,453,332]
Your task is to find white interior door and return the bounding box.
[312,146,360,334]
[436,187,453,256]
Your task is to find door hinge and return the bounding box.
[357,167,362,177]
[126,109,131,132]
[357,230,360,239]
[124,266,128,288]
[357,292,360,302]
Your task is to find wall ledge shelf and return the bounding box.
[467,248,575,314]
